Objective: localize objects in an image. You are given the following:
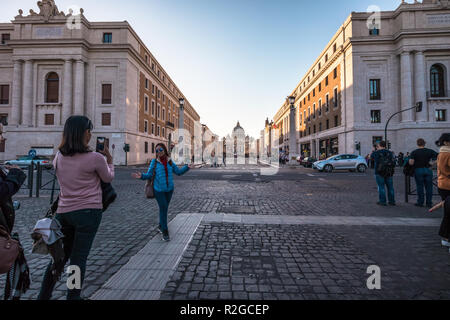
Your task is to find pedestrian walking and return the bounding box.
[132,143,195,241]
[435,133,450,249]
[0,164,28,300]
[38,116,115,300]
[371,141,396,206]
[409,139,438,208]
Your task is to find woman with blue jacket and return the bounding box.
[132,143,194,241]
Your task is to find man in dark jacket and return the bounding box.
[0,165,27,233]
[370,141,396,206]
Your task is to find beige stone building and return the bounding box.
[271,0,450,159]
[0,0,201,165]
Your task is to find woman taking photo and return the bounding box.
[434,133,450,249]
[38,116,114,300]
[132,143,194,241]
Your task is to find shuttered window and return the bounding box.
[102,113,111,126]
[102,84,112,104]
[44,114,54,125]
[46,73,59,103]
[0,85,9,104]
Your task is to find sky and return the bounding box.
[0,0,400,139]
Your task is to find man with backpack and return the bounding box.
[371,141,396,206]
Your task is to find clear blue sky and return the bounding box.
[1,0,400,138]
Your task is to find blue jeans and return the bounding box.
[414,168,434,206]
[154,190,174,232]
[38,209,102,300]
[375,175,395,204]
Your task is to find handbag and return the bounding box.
[0,225,20,274]
[145,160,157,199]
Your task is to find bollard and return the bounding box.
[36,162,41,198]
[28,162,34,198]
[405,175,410,203]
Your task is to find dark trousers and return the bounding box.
[375,175,395,204]
[414,168,434,206]
[154,190,174,232]
[38,209,102,300]
[438,188,450,239]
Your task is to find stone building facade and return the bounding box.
[0,0,201,165]
[272,0,450,159]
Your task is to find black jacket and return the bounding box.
[0,168,27,233]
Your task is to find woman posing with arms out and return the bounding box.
[38,116,114,300]
[132,143,196,241]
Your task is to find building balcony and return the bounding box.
[166,121,175,129]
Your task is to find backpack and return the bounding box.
[377,151,396,178]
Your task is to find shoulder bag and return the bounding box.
[145,160,157,199]
[0,225,20,274]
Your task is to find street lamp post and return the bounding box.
[178,97,185,162]
[384,102,422,150]
[288,96,298,165]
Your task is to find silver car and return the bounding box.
[313,154,367,173]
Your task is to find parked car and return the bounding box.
[302,157,317,168]
[5,156,52,169]
[313,154,367,173]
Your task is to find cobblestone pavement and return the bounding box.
[1,164,448,300]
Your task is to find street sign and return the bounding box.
[28,149,37,158]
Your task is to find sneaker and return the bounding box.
[442,240,450,247]
[162,230,170,242]
[157,225,163,234]
[377,202,387,206]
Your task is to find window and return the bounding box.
[319,83,322,92]
[0,114,8,126]
[45,72,59,103]
[333,43,337,53]
[371,110,381,123]
[369,79,381,100]
[145,142,148,154]
[334,88,338,107]
[308,93,310,101]
[152,85,155,95]
[318,100,322,116]
[326,119,329,130]
[0,138,4,153]
[102,84,112,104]
[44,114,54,125]
[152,142,155,153]
[102,113,111,126]
[313,89,315,97]
[334,115,339,127]
[103,33,112,43]
[157,70,160,78]
[144,120,148,133]
[152,63,155,71]
[313,125,316,134]
[325,54,328,62]
[369,28,380,36]
[318,63,321,70]
[162,108,165,121]
[1,34,10,45]
[431,65,445,97]
[151,123,155,134]
[151,101,155,116]
[313,104,316,119]
[145,55,148,63]
[319,123,322,131]
[333,68,337,79]
[0,85,9,105]
[326,94,329,111]
[163,94,165,103]
[144,96,149,113]
[325,76,328,86]
[145,79,149,89]
[157,105,160,119]
[162,127,165,138]
[157,89,160,99]
[436,109,447,122]
[157,125,160,136]
[308,127,311,135]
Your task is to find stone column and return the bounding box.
[289,105,297,164]
[73,60,85,115]
[414,51,427,122]
[400,52,413,122]
[21,60,33,126]
[10,61,23,126]
[62,59,73,123]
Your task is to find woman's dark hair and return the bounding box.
[155,143,169,158]
[436,133,450,147]
[58,116,93,156]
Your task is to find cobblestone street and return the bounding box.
[2,164,449,300]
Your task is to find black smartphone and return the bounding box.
[96,137,106,152]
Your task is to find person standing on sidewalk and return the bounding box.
[38,116,114,300]
[132,143,195,241]
[409,139,438,208]
[435,133,450,248]
[371,141,396,206]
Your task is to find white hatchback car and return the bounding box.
[313,154,368,173]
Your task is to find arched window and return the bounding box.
[45,72,59,103]
[430,64,445,97]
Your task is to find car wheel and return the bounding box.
[324,164,333,173]
[357,164,367,173]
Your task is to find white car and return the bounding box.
[313,154,367,173]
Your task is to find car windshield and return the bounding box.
[18,157,32,160]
